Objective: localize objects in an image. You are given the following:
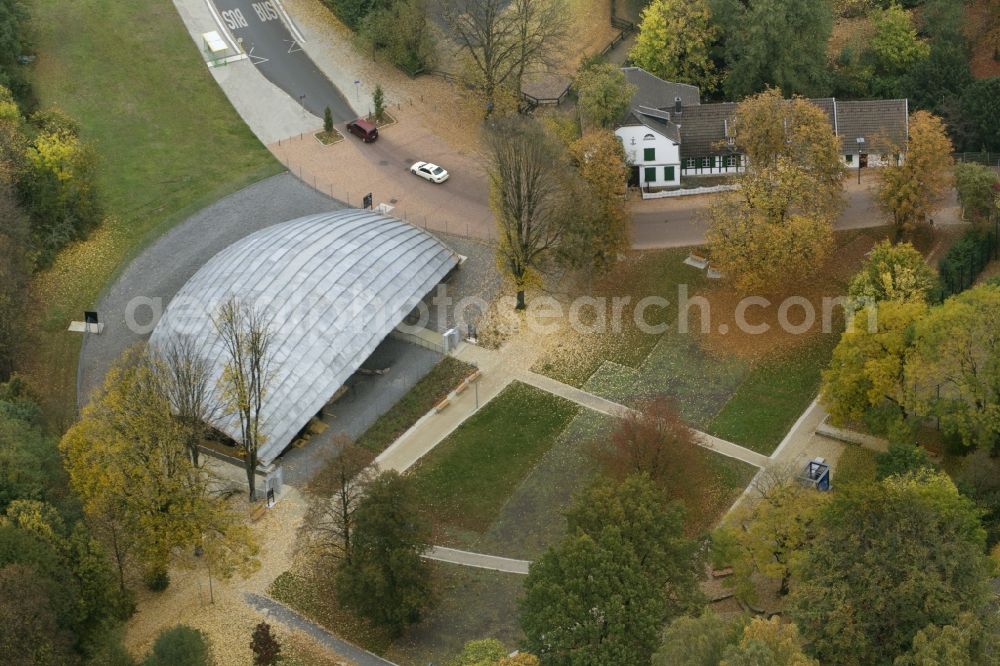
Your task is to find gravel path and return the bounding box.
[77,173,342,409]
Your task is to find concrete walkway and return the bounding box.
[517,369,770,469]
[423,546,531,574]
[245,593,397,666]
[170,0,321,145]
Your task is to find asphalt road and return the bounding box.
[211,0,356,120]
[631,177,890,249]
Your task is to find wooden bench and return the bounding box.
[684,253,709,270]
[435,398,451,413]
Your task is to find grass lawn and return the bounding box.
[270,561,525,665]
[706,334,841,454]
[408,381,579,539]
[357,356,477,454]
[25,0,281,426]
[269,571,396,655]
[835,445,878,486]
[532,249,709,388]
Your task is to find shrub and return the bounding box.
[250,621,281,666]
[323,106,333,134]
[938,228,995,297]
[142,567,170,592]
[142,625,211,666]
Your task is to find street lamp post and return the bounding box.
[354,79,360,103]
[856,137,865,185]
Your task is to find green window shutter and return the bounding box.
[644,147,655,161]
[664,166,675,181]
[644,167,657,183]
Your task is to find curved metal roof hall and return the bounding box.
[149,209,460,466]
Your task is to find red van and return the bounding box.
[346,118,378,143]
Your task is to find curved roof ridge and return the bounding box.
[149,210,459,465]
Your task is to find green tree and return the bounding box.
[706,90,844,293]
[953,162,999,225]
[0,381,65,512]
[629,0,718,91]
[713,479,829,601]
[573,63,636,129]
[711,0,832,98]
[323,106,333,134]
[654,611,741,666]
[721,617,817,666]
[902,32,972,148]
[875,442,935,480]
[906,284,1000,451]
[60,348,259,585]
[521,475,703,664]
[335,471,431,635]
[0,503,132,660]
[20,128,102,265]
[142,625,211,666]
[876,111,954,238]
[372,84,385,122]
[956,449,1000,547]
[821,301,926,435]
[0,563,77,665]
[451,639,506,665]
[559,129,630,274]
[362,0,436,73]
[0,186,29,379]
[0,0,30,100]
[868,3,929,88]
[790,471,994,665]
[847,240,937,309]
[960,78,1000,152]
[250,621,281,666]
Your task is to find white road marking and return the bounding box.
[247,46,269,65]
[285,39,302,54]
[271,0,307,43]
[204,0,241,52]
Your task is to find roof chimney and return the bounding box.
[674,96,682,113]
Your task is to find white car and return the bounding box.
[410,161,449,184]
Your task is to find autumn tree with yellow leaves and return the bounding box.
[60,347,259,588]
[821,300,927,437]
[706,89,845,293]
[558,129,631,275]
[876,110,954,239]
[629,0,719,92]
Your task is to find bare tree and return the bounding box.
[153,335,217,467]
[301,437,379,565]
[487,116,569,309]
[443,0,568,112]
[213,297,273,502]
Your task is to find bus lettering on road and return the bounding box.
[221,8,249,29]
[252,1,280,22]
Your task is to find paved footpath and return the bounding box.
[424,546,531,575]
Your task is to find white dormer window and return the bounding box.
[643,133,656,141]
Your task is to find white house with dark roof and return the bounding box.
[614,67,910,189]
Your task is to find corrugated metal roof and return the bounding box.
[149,210,459,466]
